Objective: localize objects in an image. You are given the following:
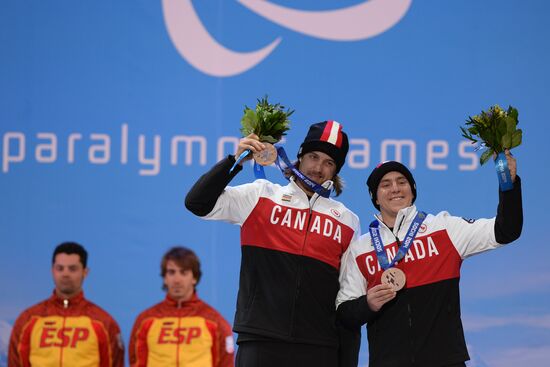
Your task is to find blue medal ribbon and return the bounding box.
[229,149,251,174]
[494,152,513,191]
[274,146,331,198]
[229,145,332,198]
[229,149,268,179]
[253,160,266,179]
[369,211,427,270]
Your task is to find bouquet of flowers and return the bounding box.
[240,96,293,144]
[460,105,522,165]
[231,96,294,171]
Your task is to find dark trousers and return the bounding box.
[236,341,339,367]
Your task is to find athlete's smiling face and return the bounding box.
[376,171,414,223]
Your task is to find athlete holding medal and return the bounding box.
[186,97,361,367]
[336,106,523,367]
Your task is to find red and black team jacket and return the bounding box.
[185,156,361,348]
[129,293,234,367]
[8,291,124,367]
[337,177,523,367]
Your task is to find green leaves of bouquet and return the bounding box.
[460,105,522,165]
[240,96,294,143]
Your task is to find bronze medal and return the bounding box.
[253,142,277,166]
[381,267,406,292]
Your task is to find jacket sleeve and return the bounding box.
[129,315,152,367]
[185,155,243,216]
[128,318,139,367]
[8,310,40,367]
[216,318,235,367]
[337,296,378,329]
[445,176,523,259]
[494,176,523,243]
[8,313,27,367]
[108,319,124,367]
[336,319,361,367]
[336,236,378,328]
[186,156,268,225]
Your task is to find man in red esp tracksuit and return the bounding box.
[8,242,124,367]
[129,246,234,367]
[185,121,361,367]
[337,156,523,367]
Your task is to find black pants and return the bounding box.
[236,341,339,367]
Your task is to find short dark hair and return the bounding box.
[52,242,88,268]
[161,247,202,290]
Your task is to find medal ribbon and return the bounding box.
[369,211,427,270]
[253,161,266,179]
[229,149,268,179]
[274,146,331,198]
[229,146,331,198]
[230,149,251,173]
[494,152,513,191]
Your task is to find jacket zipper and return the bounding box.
[176,301,182,367]
[60,299,69,367]
[398,212,415,365]
[289,191,318,336]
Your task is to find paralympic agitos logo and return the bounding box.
[162,0,412,77]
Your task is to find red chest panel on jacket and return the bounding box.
[241,197,355,269]
[356,229,462,289]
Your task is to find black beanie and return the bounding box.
[366,161,417,210]
[297,121,349,173]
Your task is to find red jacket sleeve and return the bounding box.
[129,316,154,367]
[8,318,23,367]
[108,318,124,367]
[216,317,235,367]
[91,315,124,367]
[8,311,36,367]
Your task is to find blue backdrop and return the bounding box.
[1,1,548,366]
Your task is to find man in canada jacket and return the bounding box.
[186,121,361,367]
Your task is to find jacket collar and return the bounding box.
[164,292,200,309]
[288,176,334,201]
[49,289,85,309]
[375,205,418,236]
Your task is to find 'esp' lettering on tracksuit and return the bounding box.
[156,324,202,345]
[129,294,234,367]
[25,316,109,367]
[134,316,218,367]
[39,324,90,348]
